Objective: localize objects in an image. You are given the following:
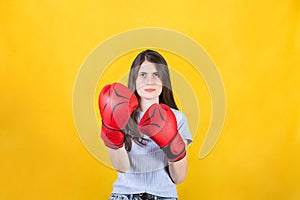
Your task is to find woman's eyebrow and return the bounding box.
[139,71,158,73]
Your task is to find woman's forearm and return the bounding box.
[168,156,188,184]
[108,146,130,173]
[168,141,188,184]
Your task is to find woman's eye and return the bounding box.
[153,72,159,78]
[139,73,146,78]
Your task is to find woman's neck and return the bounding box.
[139,98,159,112]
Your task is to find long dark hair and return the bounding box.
[124,49,178,151]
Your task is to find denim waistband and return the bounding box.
[109,193,177,200]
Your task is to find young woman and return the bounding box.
[99,50,192,200]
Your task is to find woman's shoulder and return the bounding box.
[170,108,187,122]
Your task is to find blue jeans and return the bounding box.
[109,193,178,200]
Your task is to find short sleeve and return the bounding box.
[172,109,193,145]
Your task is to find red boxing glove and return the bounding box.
[98,83,138,149]
[138,104,186,162]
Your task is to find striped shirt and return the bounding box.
[112,109,193,198]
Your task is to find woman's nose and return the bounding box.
[146,74,154,84]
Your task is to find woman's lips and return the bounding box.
[145,89,155,92]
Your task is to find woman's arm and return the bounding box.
[168,140,188,184]
[108,146,130,173]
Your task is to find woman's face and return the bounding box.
[136,61,163,102]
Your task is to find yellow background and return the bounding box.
[1,0,300,199]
